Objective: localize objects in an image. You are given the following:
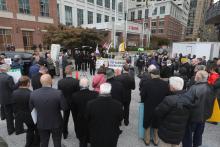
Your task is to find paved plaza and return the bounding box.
[0,75,220,147]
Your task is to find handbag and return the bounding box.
[207,98,220,122]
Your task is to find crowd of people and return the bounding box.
[0,49,220,147]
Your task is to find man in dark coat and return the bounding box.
[141,69,169,145]
[106,69,124,103]
[136,56,145,76]
[71,78,98,147]
[30,74,68,147]
[89,53,96,75]
[58,65,80,139]
[116,64,135,126]
[12,76,39,147]
[155,77,192,147]
[0,64,15,135]
[31,66,48,90]
[86,83,123,147]
[182,71,216,147]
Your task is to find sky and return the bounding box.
[214,0,219,3]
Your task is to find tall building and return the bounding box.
[186,0,213,40]
[0,0,58,51]
[128,0,190,41]
[57,0,146,48]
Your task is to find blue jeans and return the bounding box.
[182,122,205,147]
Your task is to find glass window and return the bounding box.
[88,11,93,24]
[118,2,122,12]
[112,17,115,21]
[105,0,110,8]
[87,0,94,3]
[104,15,109,22]
[97,0,103,6]
[57,4,60,21]
[0,0,7,11]
[152,22,157,27]
[145,9,148,19]
[158,29,164,33]
[40,0,49,17]
[18,0,31,14]
[97,13,102,23]
[138,10,142,20]
[0,29,12,51]
[160,6,165,14]
[131,11,135,21]
[65,6,72,26]
[112,0,115,10]
[77,9,84,26]
[159,21,164,26]
[22,31,33,50]
[152,7,157,15]
[151,29,156,34]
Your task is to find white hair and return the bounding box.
[169,77,184,91]
[79,78,89,88]
[100,83,112,94]
[148,64,156,73]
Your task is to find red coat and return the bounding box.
[208,72,219,85]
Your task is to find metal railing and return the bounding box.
[205,1,220,25]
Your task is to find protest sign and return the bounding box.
[96,59,126,70]
[7,68,22,83]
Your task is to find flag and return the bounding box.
[106,42,112,54]
[119,42,125,52]
[95,44,100,54]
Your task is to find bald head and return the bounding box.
[79,78,89,89]
[40,74,52,87]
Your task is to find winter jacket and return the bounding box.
[186,82,216,122]
[155,91,192,145]
[208,72,219,85]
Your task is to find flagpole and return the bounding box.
[114,0,118,49]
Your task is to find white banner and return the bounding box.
[96,59,126,70]
[7,68,22,83]
[51,44,61,62]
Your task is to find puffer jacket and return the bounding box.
[155,91,192,145]
[187,82,216,122]
[92,74,106,93]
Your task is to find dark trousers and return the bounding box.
[2,104,14,134]
[0,106,5,120]
[90,66,96,75]
[79,136,88,147]
[15,113,39,147]
[81,63,87,72]
[63,109,77,137]
[39,128,62,147]
[123,101,131,124]
[182,122,205,147]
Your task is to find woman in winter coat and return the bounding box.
[92,66,106,93]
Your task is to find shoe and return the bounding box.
[8,130,14,135]
[63,132,68,139]
[124,120,129,126]
[143,140,150,146]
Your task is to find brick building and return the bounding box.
[0,0,58,51]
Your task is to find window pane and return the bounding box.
[104,15,109,22]
[18,0,31,14]
[97,13,101,23]
[138,10,142,20]
[65,6,72,26]
[160,6,165,14]
[77,9,84,26]
[0,29,12,51]
[105,0,110,8]
[40,0,49,16]
[88,11,93,24]
[112,0,115,10]
[118,2,122,12]
[145,9,148,19]
[88,0,94,3]
[97,0,103,6]
[0,0,7,11]
[152,8,157,15]
[131,11,135,21]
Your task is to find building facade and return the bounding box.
[128,0,189,41]
[186,0,213,40]
[0,0,58,51]
[57,0,147,48]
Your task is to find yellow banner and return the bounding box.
[207,98,220,122]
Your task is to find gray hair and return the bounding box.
[169,77,184,91]
[79,78,89,88]
[100,83,112,94]
[148,64,156,73]
[195,71,208,83]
